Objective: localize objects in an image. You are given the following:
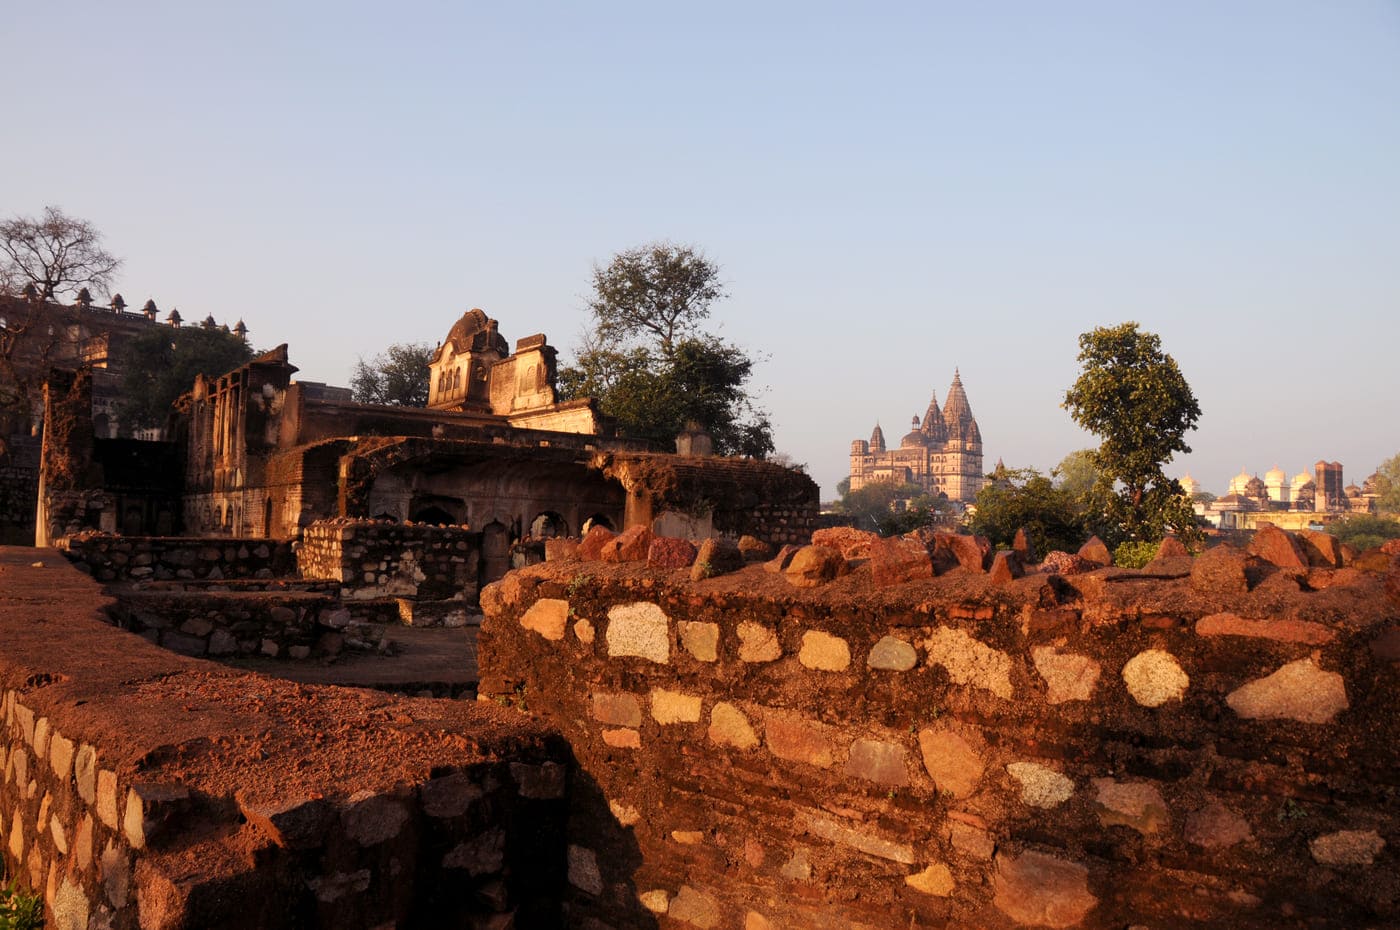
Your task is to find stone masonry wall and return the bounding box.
[0,550,568,929]
[477,546,1400,929]
[101,590,385,660]
[298,518,481,603]
[58,532,294,582]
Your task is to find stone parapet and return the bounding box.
[477,550,1399,929]
[57,531,294,582]
[0,549,567,928]
[297,519,480,604]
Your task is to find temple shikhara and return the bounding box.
[848,370,986,503]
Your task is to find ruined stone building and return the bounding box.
[36,308,819,585]
[0,291,246,542]
[848,370,986,503]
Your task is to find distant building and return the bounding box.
[848,371,985,504]
[1187,459,1382,529]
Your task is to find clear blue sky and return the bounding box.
[6,2,1398,498]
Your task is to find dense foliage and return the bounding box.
[1327,514,1400,553]
[1063,323,1202,543]
[558,242,773,457]
[115,326,254,431]
[833,480,951,535]
[351,342,434,406]
[967,466,1093,555]
[1372,453,1400,514]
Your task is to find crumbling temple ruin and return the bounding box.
[848,370,986,503]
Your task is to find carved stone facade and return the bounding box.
[848,370,986,503]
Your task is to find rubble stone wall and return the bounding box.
[477,552,1400,930]
[0,551,568,929]
[57,532,294,582]
[297,519,481,603]
[101,591,382,660]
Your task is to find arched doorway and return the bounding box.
[530,511,567,539]
[481,520,510,585]
[582,513,614,535]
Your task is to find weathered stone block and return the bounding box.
[868,635,917,671]
[1031,646,1100,704]
[1122,649,1189,707]
[242,796,333,849]
[1078,535,1112,566]
[988,550,1024,584]
[708,702,758,749]
[1184,800,1252,849]
[591,692,643,727]
[1092,778,1168,834]
[544,537,580,562]
[845,738,910,786]
[1195,612,1335,645]
[1226,658,1347,724]
[1310,829,1385,867]
[798,630,850,671]
[678,620,719,662]
[992,850,1097,929]
[924,627,1013,699]
[869,536,934,587]
[96,769,119,829]
[763,544,800,573]
[811,526,879,558]
[738,535,774,562]
[1248,524,1308,570]
[906,862,955,897]
[509,761,565,799]
[606,602,671,663]
[797,811,915,863]
[651,689,702,724]
[519,598,570,641]
[342,792,409,846]
[668,885,720,929]
[691,537,745,580]
[647,537,697,570]
[918,728,984,798]
[783,545,845,588]
[577,526,616,561]
[442,828,506,874]
[602,525,653,563]
[602,728,641,749]
[567,845,603,895]
[1007,762,1074,809]
[763,710,834,768]
[48,731,74,781]
[1191,544,1250,596]
[737,621,782,663]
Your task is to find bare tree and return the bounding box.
[0,207,122,299]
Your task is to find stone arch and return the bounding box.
[481,520,510,586]
[582,513,614,534]
[530,511,567,539]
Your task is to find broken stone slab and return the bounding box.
[763,544,800,573]
[1154,535,1190,560]
[1195,612,1335,645]
[1247,524,1308,571]
[1078,535,1112,567]
[519,598,569,641]
[647,537,697,570]
[1012,527,1037,564]
[1031,646,1100,704]
[601,525,653,563]
[1225,658,1348,724]
[1039,551,1095,576]
[988,550,1024,585]
[1297,529,1343,568]
[810,526,880,559]
[1191,544,1251,596]
[1183,800,1252,849]
[738,535,774,562]
[1092,778,1169,834]
[1006,762,1074,809]
[930,533,992,574]
[576,525,616,561]
[992,850,1097,929]
[544,537,579,562]
[918,728,985,799]
[605,602,671,664]
[870,536,934,587]
[1309,829,1385,867]
[691,537,745,581]
[797,630,850,671]
[123,783,192,850]
[924,627,1013,699]
[844,738,910,787]
[783,545,845,588]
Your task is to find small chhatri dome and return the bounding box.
[76,287,92,308]
[1265,464,1286,483]
[110,293,126,312]
[143,298,158,314]
[901,414,929,448]
[233,319,248,337]
[1345,483,1363,498]
[1292,471,1312,485]
[166,308,182,326]
[201,314,217,329]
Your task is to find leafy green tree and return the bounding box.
[1053,449,1101,499]
[1063,322,1202,542]
[967,467,1090,555]
[351,342,434,406]
[834,481,924,534]
[1373,453,1400,514]
[115,326,254,431]
[1327,514,1400,552]
[559,242,773,457]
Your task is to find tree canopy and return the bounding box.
[834,480,951,536]
[1327,513,1400,552]
[114,326,254,431]
[559,242,773,458]
[1063,322,1201,542]
[351,342,434,406]
[968,467,1092,556]
[1372,453,1400,514]
[0,207,121,299]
